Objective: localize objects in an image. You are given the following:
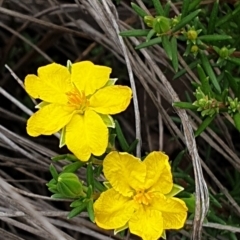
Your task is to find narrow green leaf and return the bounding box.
[146,29,156,42]
[127,139,139,153]
[62,161,83,173]
[135,37,162,49]
[197,64,210,94]
[173,102,198,110]
[207,211,226,225]
[233,112,240,132]
[162,35,172,60]
[188,0,201,12]
[49,164,58,181]
[207,0,219,34]
[225,70,238,95]
[198,34,232,42]
[70,198,85,208]
[52,154,78,162]
[181,0,190,18]
[163,1,170,16]
[87,199,95,222]
[172,9,201,33]
[93,179,106,192]
[152,0,164,16]
[181,195,196,213]
[194,114,216,137]
[173,60,199,80]
[51,193,68,199]
[48,187,58,194]
[171,37,178,71]
[209,194,222,208]
[115,120,129,151]
[119,29,150,37]
[200,52,221,93]
[227,57,240,66]
[87,163,94,191]
[67,202,88,219]
[131,2,148,18]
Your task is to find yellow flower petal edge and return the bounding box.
[24,61,132,161]
[94,151,188,240]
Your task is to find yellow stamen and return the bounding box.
[133,189,153,205]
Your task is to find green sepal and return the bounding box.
[115,120,129,151]
[152,0,164,16]
[198,35,232,42]
[49,164,58,181]
[172,9,201,33]
[62,161,84,173]
[233,112,240,132]
[67,202,88,219]
[131,2,148,18]
[173,102,198,110]
[35,101,50,109]
[194,114,216,137]
[161,230,166,240]
[114,223,128,235]
[135,37,162,50]
[162,35,172,60]
[200,52,221,93]
[103,181,112,189]
[67,60,72,73]
[171,37,178,71]
[181,194,195,213]
[119,29,150,37]
[87,163,94,191]
[59,126,66,148]
[104,78,118,87]
[87,199,95,222]
[165,184,184,197]
[99,114,115,128]
[57,173,84,198]
[48,187,58,194]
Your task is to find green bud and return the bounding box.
[153,16,171,34]
[219,47,229,59]
[187,30,198,40]
[144,16,155,28]
[57,173,84,198]
[191,45,199,53]
[227,97,240,114]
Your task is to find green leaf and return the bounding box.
[127,139,139,153]
[163,1,170,16]
[200,52,221,93]
[52,154,78,162]
[233,112,240,132]
[198,35,232,42]
[207,0,219,34]
[225,71,238,95]
[162,36,172,60]
[152,0,164,16]
[70,198,85,208]
[51,193,68,199]
[194,115,216,137]
[197,64,210,95]
[48,187,58,194]
[131,2,148,18]
[115,120,129,151]
[49,164,58,181]
[119,29,150,37]
[181,0,190,18]
[135,37,162,49]
[172,9,201,33]
[227,57,240,66]
[62,161,84,173]
[171,37,178,71]
[188,0,201,12]
[87,199,95,222]
[59,127,66,148]
[173,102,198,110]
[67,202,88,219]
[87,163,94,191]
[146,29,156,42]
[94,180,106,192]
[181,195,195,213]
[173,60,199,80]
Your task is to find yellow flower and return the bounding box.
[94,151,188,240]
[25,61,132,161]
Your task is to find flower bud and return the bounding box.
[144,16,154,28]
[153,16,171,34]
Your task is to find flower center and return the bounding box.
[66,89,89,113]
[133,189,153,205]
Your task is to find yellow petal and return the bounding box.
[27,104,74,137]
[103,152,146,197]
[25,63,72,103]
[129,204,163,240]
[144,151,173,194]
[94,188,135,229]
[89,86,132,114]
[153,194,188,230]
[71,61,111,96]
[65,110,108,161]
